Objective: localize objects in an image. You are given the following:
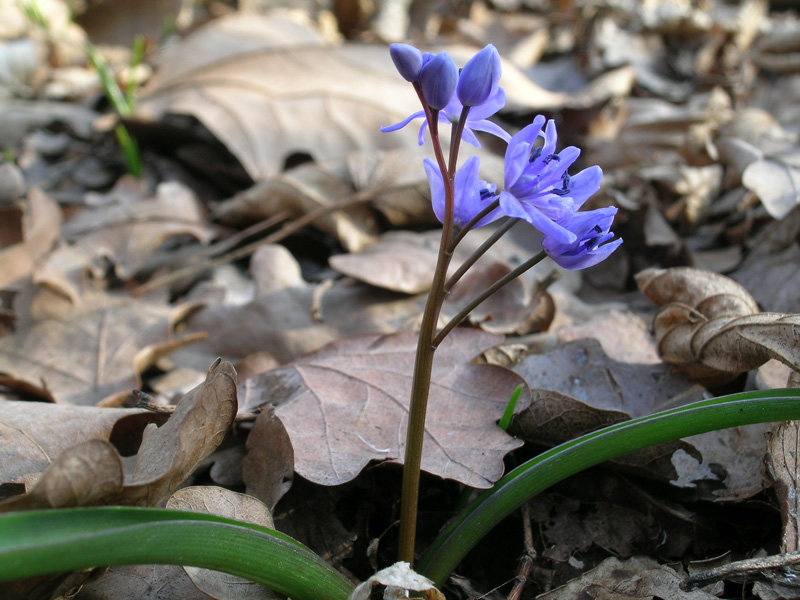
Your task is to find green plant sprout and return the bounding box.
[85,35,145,178]
[1,41,798,600]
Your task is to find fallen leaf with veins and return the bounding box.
[167,486,281,600]
[35,176,215,302]
[243,329,528,488]
[0,287,191,405]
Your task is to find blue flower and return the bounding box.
[419,51,458,110]
[498,116,602,244]
[457,44,502,107]
[381,86,510,148]
[542,207,622,270]
[423,155,502,228]
[390,43,424,82]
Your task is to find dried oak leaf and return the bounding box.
[0,287,187,405]
[35,176,215,302]
[241,404,294,511]
[135,13,421,180]
[166,486,281,600]
[243,329,528,488]
[636,266,800,385]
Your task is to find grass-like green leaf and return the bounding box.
[0,506,354,600]
[419,388,800,585]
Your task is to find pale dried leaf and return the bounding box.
[167,486,281,600]
[244,329,527,488]
[136,14,422,179]
[349,562,444,600]
[742,153,800,220]
[0,288,180,405]
[0,188,61,289]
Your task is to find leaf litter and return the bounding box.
[1,0,800,599]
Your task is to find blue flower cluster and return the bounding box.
[382,43,622,271]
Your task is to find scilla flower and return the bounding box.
[419,51,458,110]
[457,44,502,107]
[389,43,424,82]
[499,116,602,243]
[381,46,510,148]
[423,155,502,228]
[542,207,623,270]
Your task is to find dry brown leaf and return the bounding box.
[243,329,527,488]
[510,338,705,484]
[166,486,281,600]
[538,556,718,600]
[637,266,800,384]
[0,188,61,290]
[0,287,183,405]
[741,152,800,220]
[241,404,294,511]
[214,159,378,253]
[35,176,215,301]
[107,359,237,506]
[0,399,161,490]
[171,244,427,367]
[136,13,421,179]
[350,562,444,600]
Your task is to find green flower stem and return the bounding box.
[445,216,517,293]
[418,389,800,585]
[398,86,460,565]
[0,507,354,600]
[433,250,547,348]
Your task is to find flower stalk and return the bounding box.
[383,42,622,566]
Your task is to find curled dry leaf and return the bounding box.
[764,421,800,553]
[107,358,238,506]
[637,266,800,385]
[166,486,281,600]
[244,329,528,488]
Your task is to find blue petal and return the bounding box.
[380,110,426,133]
[423,157,445,223]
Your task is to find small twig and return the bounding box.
[682,551,800,590]
[507,502,536,600]
[132,193,371,297]
[133,389,174,413]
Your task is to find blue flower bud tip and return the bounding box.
[457,44,502,107]
[389,43,424,82]
[419,52,458,111]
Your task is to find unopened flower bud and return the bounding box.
[389,43,424,82]
[457,44,501,107]
[419,51,457,111]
